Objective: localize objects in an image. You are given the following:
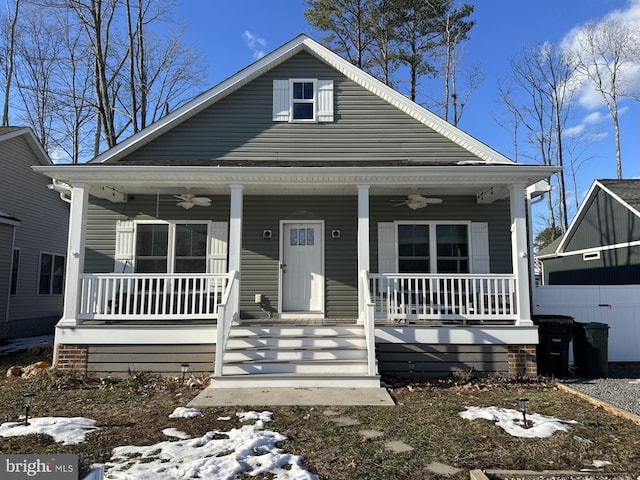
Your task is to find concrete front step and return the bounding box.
[224,347,367,362]
[223,358,369,375]
[210,373,381,389]
[218,322,375,387]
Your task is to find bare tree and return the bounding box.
[53,7,95,163]
[567,19,640,179]
[499,43,576,233]
[1,0,20,126]
[13,3,62,150]
[437,2,475,125]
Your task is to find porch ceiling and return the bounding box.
[34,164,559,199]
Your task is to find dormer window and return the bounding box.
[273,78,334,123]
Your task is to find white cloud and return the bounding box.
[561,0,640,110]
[583,111,604,125]
[243,30,266,60]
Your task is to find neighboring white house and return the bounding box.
[34,35,558,386]
[0,127,69,339]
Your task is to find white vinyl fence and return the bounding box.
[533,285,640,362]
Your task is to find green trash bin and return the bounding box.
[573,322,609,378]
[533,315,574,377]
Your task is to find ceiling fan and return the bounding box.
[393,194,443,210]
[174,194,212,209]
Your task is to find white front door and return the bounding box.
[281,221,324,314]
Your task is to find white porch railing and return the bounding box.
[214,270,239,377]
[360,270,378,377]
[78,273,230,321]
[368,273,518,323]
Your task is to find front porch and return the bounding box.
[35,165,553,384]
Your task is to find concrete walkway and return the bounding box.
[188,387,396,407]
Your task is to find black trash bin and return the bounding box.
[533,314,574,377]
[573,322,609,378]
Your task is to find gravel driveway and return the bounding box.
[559,362,640,418]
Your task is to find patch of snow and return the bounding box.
[162,428,191,439]
[168,407,203,419]
[104,410,318,480]
[628,379,640,384]
[217,416,231,421]
[237,410,272,429]
[592,460,613,468]
[0,417,97,445]
[459,406,577,438]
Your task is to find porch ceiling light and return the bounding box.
[23,393,35,425]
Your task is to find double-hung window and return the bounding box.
[135,222,208,274]
[291,80,315,120]
[397,222,469,274]
[39,252,65,294]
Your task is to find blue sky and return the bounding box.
[174,0,639,215]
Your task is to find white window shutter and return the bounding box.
[377,222,396,273]
[471,222,490,273]
[114,220,135,273]
[209,222,228,274]
[272,80,290,121]
[317,79,334,122]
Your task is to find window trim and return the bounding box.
[395,221,471,273]
[289,78,317,123]
[582,250,601,261]
[133,220,212,274]
[38,251,65,295]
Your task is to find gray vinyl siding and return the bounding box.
[0,134,68,338]
[84,195,231,273]
[121,51,479,164]
[543,246,640,285]
[563,186,640,251]
[240,195,358,319]
[376,343,509,378]
[86,344,216,377]
[370,196,513,273]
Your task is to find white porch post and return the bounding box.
[510,184,532,326]
[357,185,370,322]
[61,184,88,326]
[228,184,243,317]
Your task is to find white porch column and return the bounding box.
[510,184,532,326]
[228,185,243,318]
[61,184,89,325]
[357,185,370,321]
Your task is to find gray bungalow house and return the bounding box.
[538,179,640,285]
[34,35,557,387]
[0,127,69,339]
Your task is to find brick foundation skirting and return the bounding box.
[508,345,537,377]
[56,345,88,373]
